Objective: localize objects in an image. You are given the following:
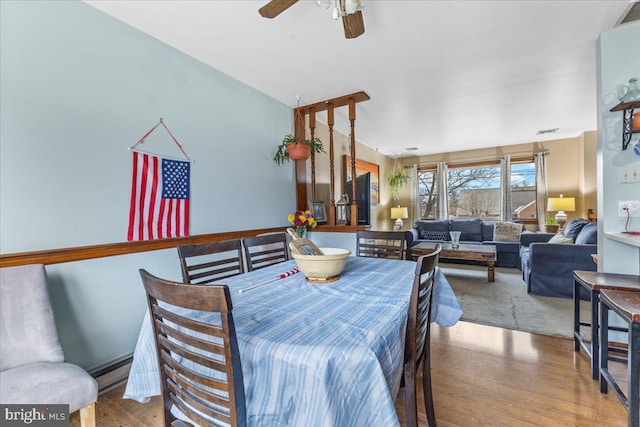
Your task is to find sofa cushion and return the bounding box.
[574,222,597,245]
[421,231,450,241]
[481,221,495,242]
[484,241,520,253]
[492,222,523,242]
[415,220,449,239]
[563,218,590,241]
[548,233,573,244]
[450,219,482,242]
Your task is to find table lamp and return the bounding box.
[547,195,575,231]
[390,206,408,231]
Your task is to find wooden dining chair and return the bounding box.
[242,233,290,272]
[356,230,407,260]
[401,244,441,427]
[139,269,247,427]
[177,239,244,284]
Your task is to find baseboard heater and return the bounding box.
[89,354,134,394]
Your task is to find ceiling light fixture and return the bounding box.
[318,0,363,20]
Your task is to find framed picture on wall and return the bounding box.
[309,200,327,224]
[343,155,380,204]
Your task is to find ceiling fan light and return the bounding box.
[316,0,331,10]
[344,0,358,14]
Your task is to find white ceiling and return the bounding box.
[85,0,634,158]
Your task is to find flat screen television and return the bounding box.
[345,172,371,225]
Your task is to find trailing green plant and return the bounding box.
[389,167,409,200]
[273,134,325,165]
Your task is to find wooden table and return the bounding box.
[599,289,640,427]
[573,271,640,380]
[411,242,497,282]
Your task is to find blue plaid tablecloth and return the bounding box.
[124,257,461,426]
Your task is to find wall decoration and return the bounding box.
[309,200,327,224]
[127,119,192,241]
[343,155,380,204]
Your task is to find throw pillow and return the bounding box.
[492,222,523,242]
[574,222,597,245]
[548,233,573,244]
[415,220,450,239]
[563,218,590,241]
[421,231,450,241]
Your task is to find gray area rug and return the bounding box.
[441,263,586,339]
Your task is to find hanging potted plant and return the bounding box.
[389,167,409,200]
[273,134,325,165]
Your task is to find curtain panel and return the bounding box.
[500,155,512,221]
[436,162,449,220]
[534,152,549,230]
[411,164,419,226]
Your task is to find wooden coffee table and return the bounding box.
[411,242,497,282]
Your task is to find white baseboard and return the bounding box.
[90,355,133,394]
[96,362,132,394]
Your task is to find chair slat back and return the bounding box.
[178,239,244,284]
[139,269,246,427]
[242,233,290,272]
[356,230,407,260]
[402,244,441,427]
[407,244,441,370]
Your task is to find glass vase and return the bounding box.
[450,231,461,249]
[619,77,640,103]
[295,227,307,239]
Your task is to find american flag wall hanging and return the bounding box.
[127,119,192,241]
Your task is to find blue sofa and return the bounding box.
[406,218,522,268]
[520,218,597,299]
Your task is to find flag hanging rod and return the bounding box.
[295,91,370,115]
[128,118,193,162]
[127,147,195,163]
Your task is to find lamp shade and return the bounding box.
[547,196,575,212]
[390,207,408,219]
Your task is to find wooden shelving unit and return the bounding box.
[609,100,640,150]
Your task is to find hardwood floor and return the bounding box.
[70,321,628,426]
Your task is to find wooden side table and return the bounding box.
[599,289,640,427]
[573,271,640,380]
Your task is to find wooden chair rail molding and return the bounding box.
[0,226,368,268]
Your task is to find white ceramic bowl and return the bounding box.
[291,248,351,280]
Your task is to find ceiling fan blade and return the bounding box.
[259,0,298,19]
[342,10,365,39]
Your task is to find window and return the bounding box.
[510,161,537,220]
[417,170,437,219]
[417,159,536,221]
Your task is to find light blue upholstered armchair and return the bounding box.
[0,264,98,427]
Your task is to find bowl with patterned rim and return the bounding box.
[291,248,351,282]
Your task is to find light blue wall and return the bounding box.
[0,1,294,370]
[596,21,640,275]
[596,21,640,342]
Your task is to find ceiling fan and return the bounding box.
[259,0,365,39]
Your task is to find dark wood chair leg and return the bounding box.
[422,342,437,426]
[404,364,418,427]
